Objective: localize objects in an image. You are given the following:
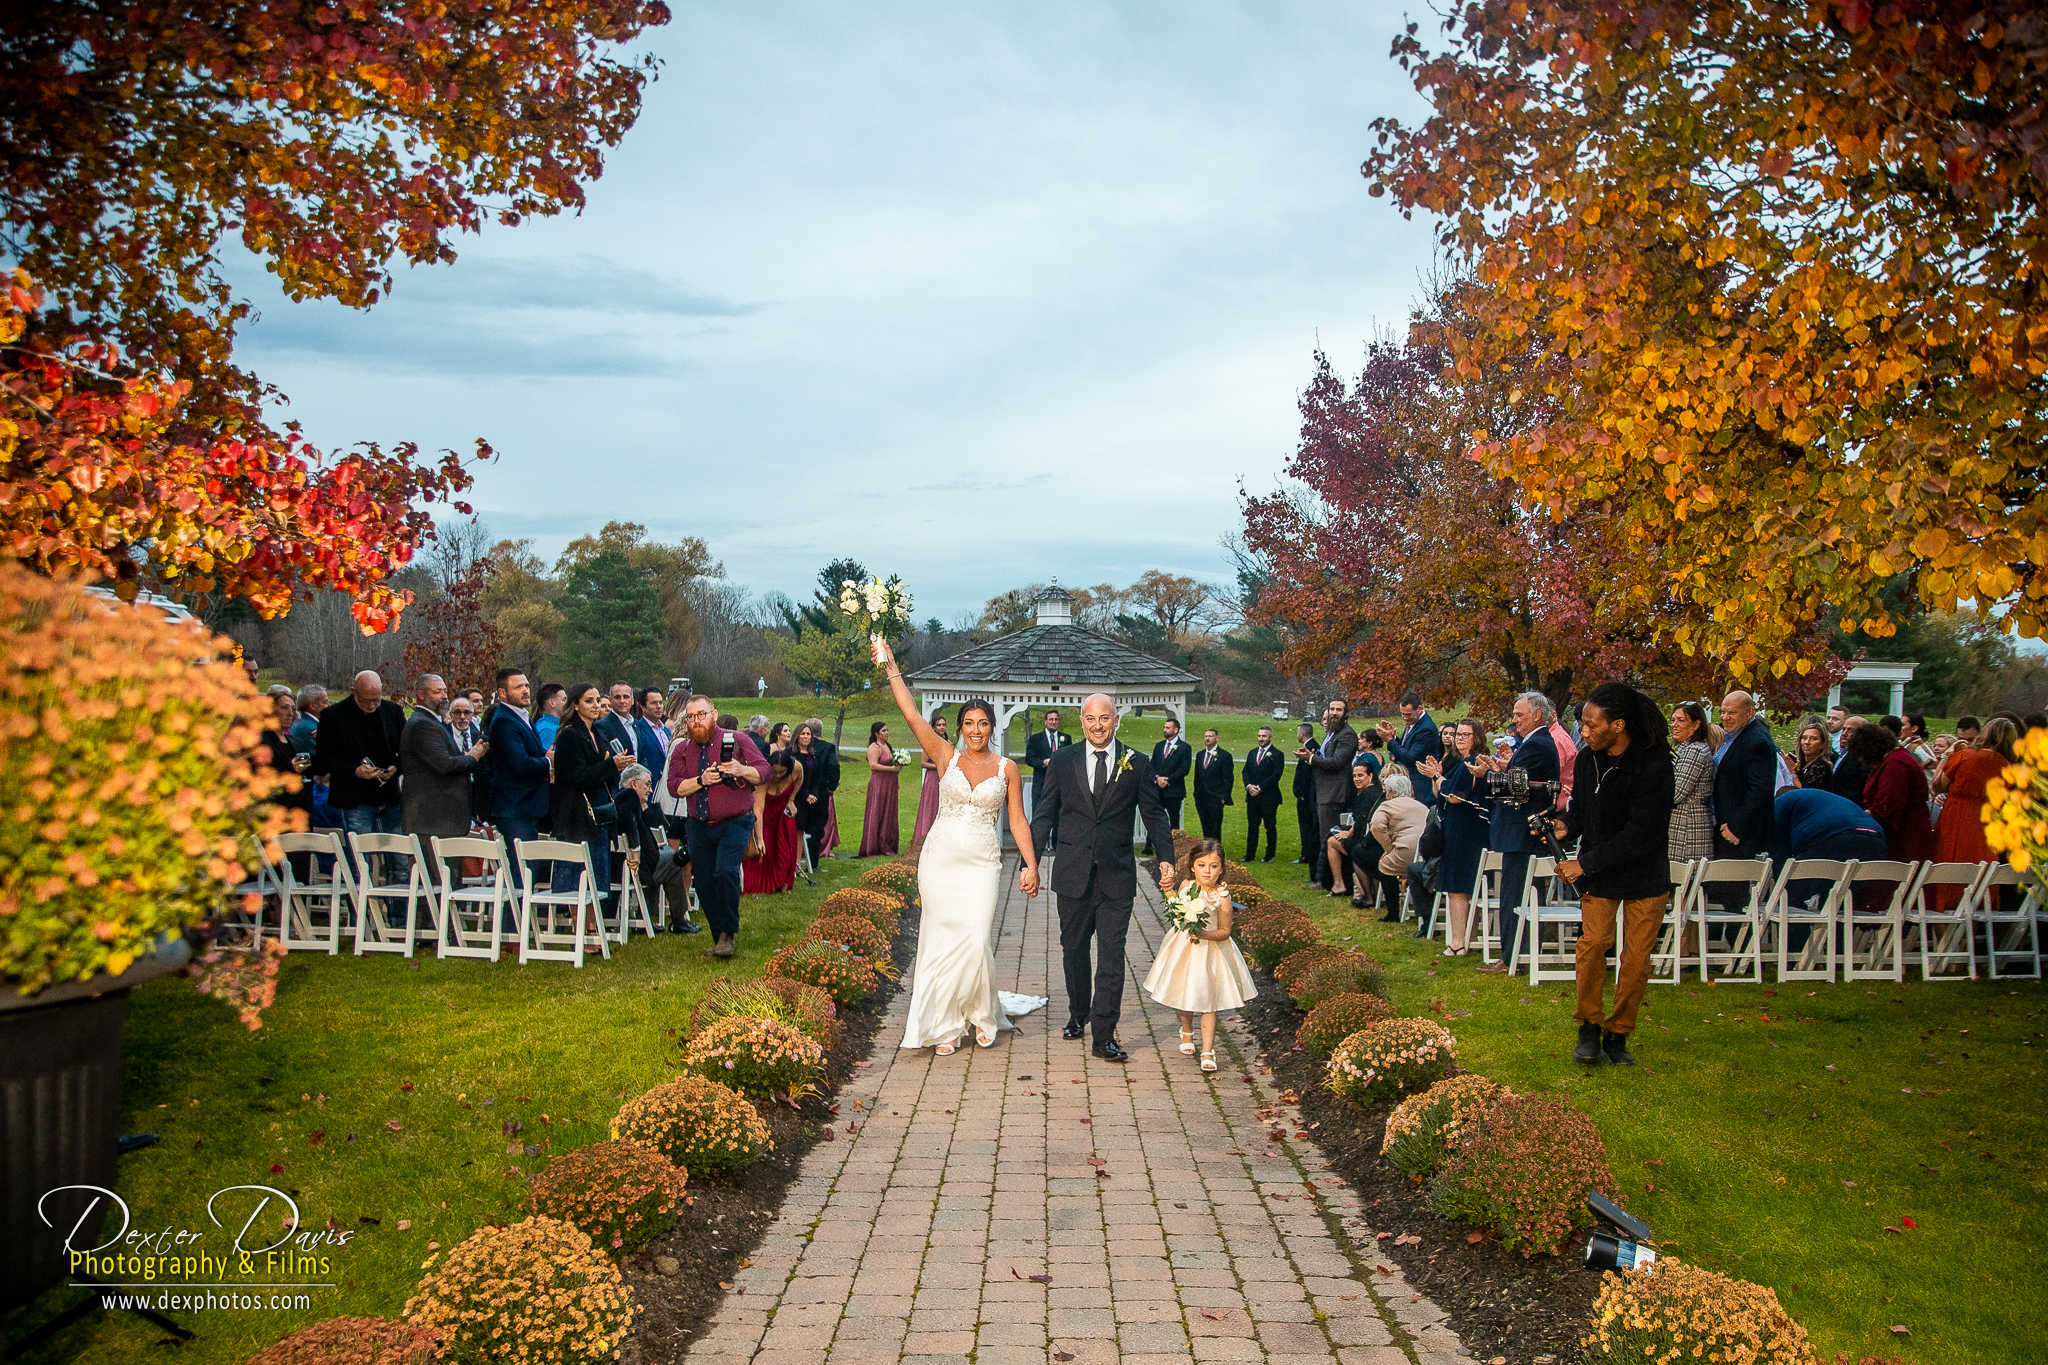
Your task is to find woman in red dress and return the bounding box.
[910,715,949,853]
[858,721,903,857]
[1931,718,2019,909]
[744,753,803,895]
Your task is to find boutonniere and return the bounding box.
[1114,748,1135,778]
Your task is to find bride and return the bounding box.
[874,639,1046,1055]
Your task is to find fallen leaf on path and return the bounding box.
[1200,1311,1224,1321]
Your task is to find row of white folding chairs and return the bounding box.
[268,830,658,967]
[1426,851,2039,984]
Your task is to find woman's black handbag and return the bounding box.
[585,792,618,827]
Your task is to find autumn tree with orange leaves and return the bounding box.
[0,0,671,629]
[1241,282,1844,716]
[1362,0,2047,684]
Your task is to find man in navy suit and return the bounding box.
[633,687,672,792]
[1713,690,1779,858]
[594,681,640,794]
[1192,728,1235,840]
[1148,717,1192,853]
[1241,725,1285,862]
[1475,691,1561,974]
[486,669,552,893]
[1378,691,1442,805]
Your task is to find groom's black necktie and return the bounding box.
[1094,748,1108,794]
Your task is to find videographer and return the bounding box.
[1473,691,1561,975]
[1549,682,1673,1066]
[668,695,769,959]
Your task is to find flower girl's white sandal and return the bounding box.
[1179,1027,1197,1056]
[1200,1049,1218,1073]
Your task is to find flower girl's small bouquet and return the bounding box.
[1162,883,1212,941]
[838,575,914,646]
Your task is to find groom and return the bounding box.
[1029,692,1174,1062]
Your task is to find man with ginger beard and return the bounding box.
[668,695,769,958]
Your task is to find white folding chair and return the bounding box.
[1472,851,1506,963]
[607,834,659,943]
[348,832,439,957]
[1843,860,1923,983]
[1975,865,2042,980]
[515,838,610,967]
[220,836,286,942]
[1647,860,1702,986]
[1518,857,1581,984]
[1691,857,1771,984]
[1907,862,1986,981]
[276,830,355,953]
[431,835,513,961]
[1766,858,1851,982]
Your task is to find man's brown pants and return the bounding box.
[1575,894,1667,1035]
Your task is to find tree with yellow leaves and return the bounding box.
[1364,0,2047,682]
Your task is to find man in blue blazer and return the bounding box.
[1378,691,1443,805]
[1476,691,1561,973]
[486,669,553,891]
[632,687,672,792]
[1713,690,1779,858]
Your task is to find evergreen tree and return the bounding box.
[553,550,666,683]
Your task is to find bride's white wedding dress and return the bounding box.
[900,750,1048,1049]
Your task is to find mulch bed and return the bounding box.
[1240,974,1599,1365]
[618,900,917,1365]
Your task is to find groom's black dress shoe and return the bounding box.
[1091,1039,1129,1063]
[1062,1021,1086,1041]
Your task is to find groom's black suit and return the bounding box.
[1030,741,1175,1043]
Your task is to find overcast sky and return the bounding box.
[234,1,1438,624]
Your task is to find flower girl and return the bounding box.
[1145,840,1257,1072]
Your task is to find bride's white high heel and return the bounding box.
[935,1040,958,1056]
[1179,1027,1197,1056]
[975,1027,995,1048]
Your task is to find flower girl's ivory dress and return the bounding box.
[1143,883,1256,1013]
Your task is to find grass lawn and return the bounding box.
[12,779,928,1365]
[1213,805,2045,1365]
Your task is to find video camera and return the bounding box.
[1584,1190,1658,1272]
[1485,766,1560,808]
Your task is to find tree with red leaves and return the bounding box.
[0,0,671,628]
[1240,284,1843,716]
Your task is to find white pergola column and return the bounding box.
[1890,681,1907,715]
[1826,683,1842,710]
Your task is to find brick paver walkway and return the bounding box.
[689,858,1468,1365]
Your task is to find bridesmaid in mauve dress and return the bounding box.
[859,721,902,857]
[911,716,949,853]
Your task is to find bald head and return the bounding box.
[1080,693,1118,747]
[352,670,384,711]
[1720,690,1756,730]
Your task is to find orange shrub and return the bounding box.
[529,1140,689,1256]
[1238,911,1319,969]
[1429,1095,1616,1256]
[764,940,884,1004]
[403,1216,633,1365]
[245,1318,439,1365]
[1381,1075,1514,1178]
[1274,944,1356,995]
[819,887,903,933]
[1295,955,1386,1008]
[1326,1018,1456,1105]
[859,861,920,901]
[683,1015,825,1099]
[1298,993,1395,1057]
[1585,1261,1815,1365]
[611,1076,770,1174]
[802,913,890,959]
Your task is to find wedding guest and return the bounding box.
[1931,717,2019,909]
[311,670,407,858]
[1953,715,1981,747]
[1475,692,1561,974]
[745,752,804,895]
[1301,699,1360,891]
[289,684,327,758]
[910,715,950,852]
[261,691,312,816]
[1026,708,1072,808]
[803,716,843,858]
[1712,690,1777,858]
[1669,701,1718,865]
[792,722,832,866]
[1418,719,1490,953]
[533,682,567,752]
[636,688,673,791]
[1846,721,1935,864]
[1290,720,1318,864]
[1377,691,1442,806]
[1826,703,1850,752]
[1192,727,1234,841]
[1831,716,1871,809]
[859,720,903,857]
[765,721,793,755]
[746,713,772,756]
[1148,716,1191,852]
[1325,761,1382,903]
[1790,715,1835,790]
[615,763,670,922]
[1241,725,1285,862]
[549,684,616,915]
[445,695,485,819]
[1367,770,1430,921]
[401,674,487,890]
[486,669,552,893]
[595,682,639,792]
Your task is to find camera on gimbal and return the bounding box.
[1485,766,1568,857]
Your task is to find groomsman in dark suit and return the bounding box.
[1148,717,1192,853]
[1192,728,1234,840]
[1290,720,1318,863]
[1025,709,1071,848]
[1241,725,1285,862]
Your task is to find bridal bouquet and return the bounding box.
[838,574,913,645]
[1162,883,1212,941]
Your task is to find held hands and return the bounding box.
[1019,866,1040,898]
[1158,865,1175,895]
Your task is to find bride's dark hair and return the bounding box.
[958,698,996,730]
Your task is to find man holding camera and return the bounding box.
[1550,682,1673,1066]
[1472,691,1561,974]
[667,695,769,958]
